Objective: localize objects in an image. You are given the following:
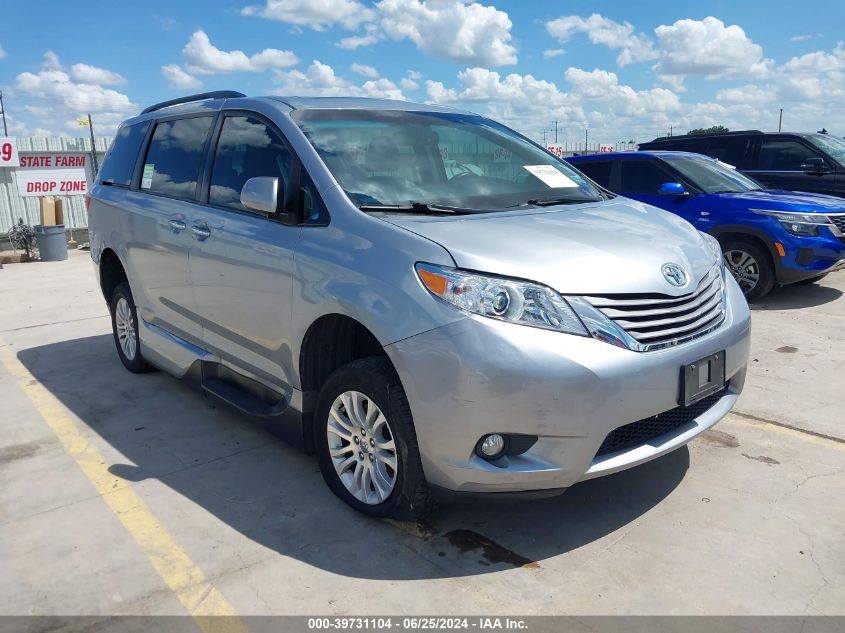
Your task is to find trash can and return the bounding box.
[35,225,68,262]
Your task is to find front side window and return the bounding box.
[758,139,817,171]
[291,109,602,211]
[662,156,762,194]
[99,121,150,186]
[619,160,677,195]
[210,116,293,212]
[141,117,213,200]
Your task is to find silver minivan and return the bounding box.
[88,91,751,518]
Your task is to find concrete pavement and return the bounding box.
[0,251,842,617]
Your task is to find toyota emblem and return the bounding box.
[662,263,688,287]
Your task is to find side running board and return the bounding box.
[202,377,287,418]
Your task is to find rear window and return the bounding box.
[707,137,752,168]
[98,121,150,187]
[141,116,214,200]
[573,160,612,188]
[619,160,677,195]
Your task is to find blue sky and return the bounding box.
[1,0,844,144]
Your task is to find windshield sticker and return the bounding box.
[523,164,578,188]
[141,164,154,189]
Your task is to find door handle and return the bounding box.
[168,219,186,232]
[191,223,211,240]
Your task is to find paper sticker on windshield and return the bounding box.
[523,165,578,188]
[141,164,154,189]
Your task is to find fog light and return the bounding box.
[478,433,506,459]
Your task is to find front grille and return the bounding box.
[829,215,845,233]
[595,388,727,458]
[583,267,724,350]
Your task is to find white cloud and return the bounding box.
[161,64,203,89]
[790,34,814,43]
[273,60,406,99]
[0,43,7,60]
[183,30,298,74]
[13,52,134,136]
[543,48,565,58]
[70,63,126,85]
[42,51,61,70]
[654,17,773,79]
[337,24,383,50]
[377,0,517,66]
[350,63,379,78]
[546,14,656,66]
[241,0,375,31]
[400,77,419,90]
[715,84,776,104]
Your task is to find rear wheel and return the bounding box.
[110,282,152,373]
[721,239,775,301]
[314,357,432,519]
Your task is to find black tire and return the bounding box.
[721,238,775,301]
[110,282,153,373]
[795,273,828,285]
[314,357,433,519]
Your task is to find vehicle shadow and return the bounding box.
[750,280,842,311]
[17,335,689,580]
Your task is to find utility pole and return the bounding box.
[669,125,673,137]
[778,108,783,132]
[0,91,7,137]
[87,113,98,175]
[554,120,558,144]
[585,128,588,151]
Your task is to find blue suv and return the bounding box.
[567,151,845,300]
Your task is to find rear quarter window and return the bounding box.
[98,121,151,187]
[573,160,613,188]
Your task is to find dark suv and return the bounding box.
[639,131,845,198]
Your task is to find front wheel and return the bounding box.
[314,357,432,519]
[721,239,775,301]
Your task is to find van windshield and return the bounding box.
[663,155,764,194]
[291,109,603,211]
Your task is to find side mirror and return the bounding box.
[658,182,688,196]
[241,176,299,225]
[801,157,829,174]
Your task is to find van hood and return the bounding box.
[715,189,845,212]
[383,198,717,296]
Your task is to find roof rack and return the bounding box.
[141,91,246,115]
[645,129,764,143]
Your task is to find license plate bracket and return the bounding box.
[681,351,726,407]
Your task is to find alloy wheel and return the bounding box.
[114,297,138,360]
[327,390,398,505]
[723,249,760,294]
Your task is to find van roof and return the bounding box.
[125,92,473,127]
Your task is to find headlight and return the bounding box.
[752,209,832,237]
[415,263,589,336]
[700,231,724,271]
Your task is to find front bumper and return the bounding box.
[385,275,751,494]
[774,229,845,284]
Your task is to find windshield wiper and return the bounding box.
[359,202,484,215]
[514,196,600,207]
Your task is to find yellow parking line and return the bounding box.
[0,339,248,633]
[727,412,845,451]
